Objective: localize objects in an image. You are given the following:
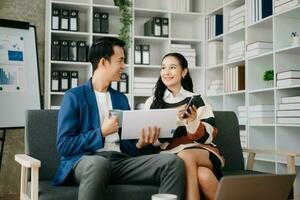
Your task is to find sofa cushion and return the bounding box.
[38,181,158,200]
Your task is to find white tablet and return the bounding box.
[121,109,178,139]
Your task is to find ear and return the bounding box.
[182,68,188,78]
[97,57,108,69]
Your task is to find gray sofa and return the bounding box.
[15,110,295,200]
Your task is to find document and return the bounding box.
[121,109,178,139]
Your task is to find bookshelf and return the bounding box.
[44,0,205,110]
[204,0,300,196]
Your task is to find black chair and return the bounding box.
[15,110,298,200]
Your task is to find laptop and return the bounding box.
[216,174,296,200]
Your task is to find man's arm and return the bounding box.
[56,91,103,157]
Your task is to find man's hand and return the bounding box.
[101,116,119,137]
[136,126,160,149]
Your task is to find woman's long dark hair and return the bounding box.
[151,52,193,108]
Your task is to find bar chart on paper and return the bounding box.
[0,66,23,91]
[0,34,25,92]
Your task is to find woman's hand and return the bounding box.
[101,116,119,137]
[136,126,160,149]
[177,104,197,123]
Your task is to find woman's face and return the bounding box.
[160,56,187,89]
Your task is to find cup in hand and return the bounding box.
[151,194,177,200]
[109,109,123,127]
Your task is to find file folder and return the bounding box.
[51,71,60,91]
[69,41,77,61]
[60,40,69,61]
[51,39,60,60]
[61,9,69,30]
[142,45,150,65]
[118,73,128,93]
[51,8,60,30]
[111,81,118,90]
[162,18,169,37]
[70,71,78,88]
[77,41,87,62]
[144,17,162,37]
[60,71,70,91]
[100,13,109,33]
[70,10,79,31]
[93,12,101,33]
[134,45,142,64]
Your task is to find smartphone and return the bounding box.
[183,96,194,118]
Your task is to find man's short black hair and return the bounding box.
[88,37,125,73]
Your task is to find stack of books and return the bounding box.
[206,80,223,95]
[238,106,247,125]
[133,77,157,95]
[276,70,300,87]
[240,128,247,148]
[224,65,245,92]
[249,0,272,24]
[246,41,273,58]
[227,41,245,62]
[274,0,298,14]
[170,0,191,12]
[277,95,300,123]
[229,5,245,32]
[171,44,196,67]
[207,41,223,67]
[249,104,274,124]
[206,14,223,39]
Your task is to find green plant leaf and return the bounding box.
[116,0,132,49]
[263,69,274,81]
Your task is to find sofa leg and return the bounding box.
[287,156,297,200]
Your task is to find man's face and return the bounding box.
[107,46,126,82]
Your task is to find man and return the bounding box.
[52,37,185,200]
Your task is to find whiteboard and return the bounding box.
[0,20,41,128]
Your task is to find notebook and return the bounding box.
[216,174,295,200]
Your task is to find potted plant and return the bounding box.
[114,0,132,49]
[263,69,274,87]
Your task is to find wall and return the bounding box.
[0,0,45,197]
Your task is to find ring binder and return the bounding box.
[134,45,142,64]
[60,40,69,61]
[69,41,77,61]
[60,9,69,31]
[70,10,79,31]
[93,12,101,33]
[51,39,60,60]
[118,73,128,93]
[60,71,70,91]
[77,41,87,62]
[51,71,60,92]
[100,13,109,33]
[70,71,78,88]
[51,8,60,30]
[142,45,150,65]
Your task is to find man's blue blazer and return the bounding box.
[53,80,139,185]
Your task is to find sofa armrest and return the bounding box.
[242,148,300,170]
[242,148,300,200]
[15,154,40,200]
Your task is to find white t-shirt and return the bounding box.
[94,90,120,152]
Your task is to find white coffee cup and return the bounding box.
[151,193,178,200]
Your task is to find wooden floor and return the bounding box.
[0,194,19,200]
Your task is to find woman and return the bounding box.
[144,53,224,200]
